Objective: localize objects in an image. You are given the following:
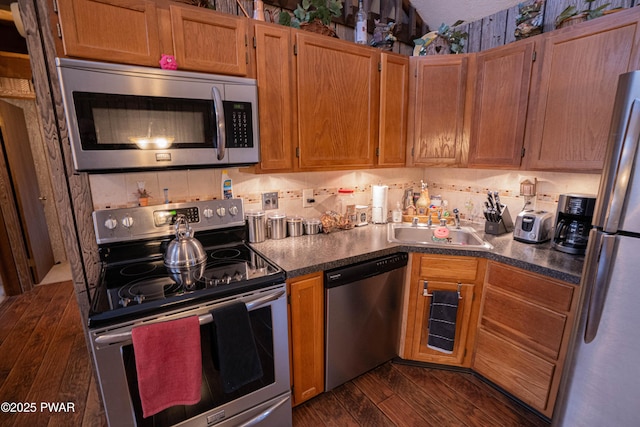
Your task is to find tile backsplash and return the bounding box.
[89,167,601,224]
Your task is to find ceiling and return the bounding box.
[410,0,522,30]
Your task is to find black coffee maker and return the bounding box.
[552,194,597,255]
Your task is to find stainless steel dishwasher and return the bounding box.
[324,252,408,391]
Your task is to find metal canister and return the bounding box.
[267,213,287,240]
[304,218,322,235]
[287,216,304,237]
[246,210,266,243]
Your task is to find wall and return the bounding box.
[89,166,601,225]
[0,88,66,265]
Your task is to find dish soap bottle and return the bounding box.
[416,180,430,215]
[221,170,233,199]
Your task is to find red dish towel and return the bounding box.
[131,315,202,418]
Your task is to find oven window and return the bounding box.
[73,92,215,150]
[122,306,276,426]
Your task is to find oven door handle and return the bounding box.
[237,394,290,427]
[94,289,285,346]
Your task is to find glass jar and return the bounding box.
[336,188,355,216]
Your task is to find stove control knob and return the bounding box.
[121,215,134,228]
[104,217,117,230]
[203,208,214,219]
[216,207,226,217]
[229,205,239,216]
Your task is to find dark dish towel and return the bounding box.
[427,290,459,354]
[131,315,202,418]
[211,302,263,393]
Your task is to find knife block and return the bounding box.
[485,206,514,235]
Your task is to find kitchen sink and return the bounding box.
[388,223,493,250]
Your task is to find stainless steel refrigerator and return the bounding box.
[553,71,640,426]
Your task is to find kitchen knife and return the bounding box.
[494,191,503,216]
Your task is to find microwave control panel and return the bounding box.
[223,101,254,148]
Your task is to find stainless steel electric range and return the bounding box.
[88,199,291,427]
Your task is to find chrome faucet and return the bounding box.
[453,208,461,229]
[412,217,419,226]
[426,215,432,227]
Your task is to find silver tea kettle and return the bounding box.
[164,215,207,287]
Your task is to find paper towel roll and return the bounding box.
[372,185,388,224]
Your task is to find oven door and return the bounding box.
[89,284,290,427]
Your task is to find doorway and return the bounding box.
[0,100,55,293]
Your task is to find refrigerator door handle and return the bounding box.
[603,99,640,233]
[584,233,617,343]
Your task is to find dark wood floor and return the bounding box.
[0,281,549,427]
[293,362,549,427]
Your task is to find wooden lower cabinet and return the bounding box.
[472,261,578,418]
[402,254,486,367]
[287,272,324,406]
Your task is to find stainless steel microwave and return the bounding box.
[56,58,259,172]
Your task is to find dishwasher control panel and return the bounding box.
[324,252,408,288]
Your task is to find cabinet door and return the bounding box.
[408,279,476,366]
[56,0,161,66]
[407,55,471,167]
[403,254,484,367]
[295,32,379,170]
[170,5,248,76]
[288,272,324,406]
[468,40,535,168]
[378,52,408,167]
[524,7,640,171]
[252,22,295,172]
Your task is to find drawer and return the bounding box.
[473,328,555,412]
[480,285,568,360]
[418,255,480,282]
[486,262,574,312]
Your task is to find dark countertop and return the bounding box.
[251,222,585,284]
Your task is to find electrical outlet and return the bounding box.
[302,189,315,208]
[262,192,278,210]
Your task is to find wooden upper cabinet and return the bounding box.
[468,40,536,168]
[170,5,248,76]
[56,0,162,66]
[407,55,471,167]
[378,52,408,167]
[524,7,640,172]
[252,22,295,172]
[295,32,379,170]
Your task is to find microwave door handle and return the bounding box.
[212,86,226,161]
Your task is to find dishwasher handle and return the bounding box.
[324,252,408,288]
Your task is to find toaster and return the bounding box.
[513,210,554,243]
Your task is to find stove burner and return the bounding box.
[210,248,242,260]
[117,276,181,307]
[120,263,158,277]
